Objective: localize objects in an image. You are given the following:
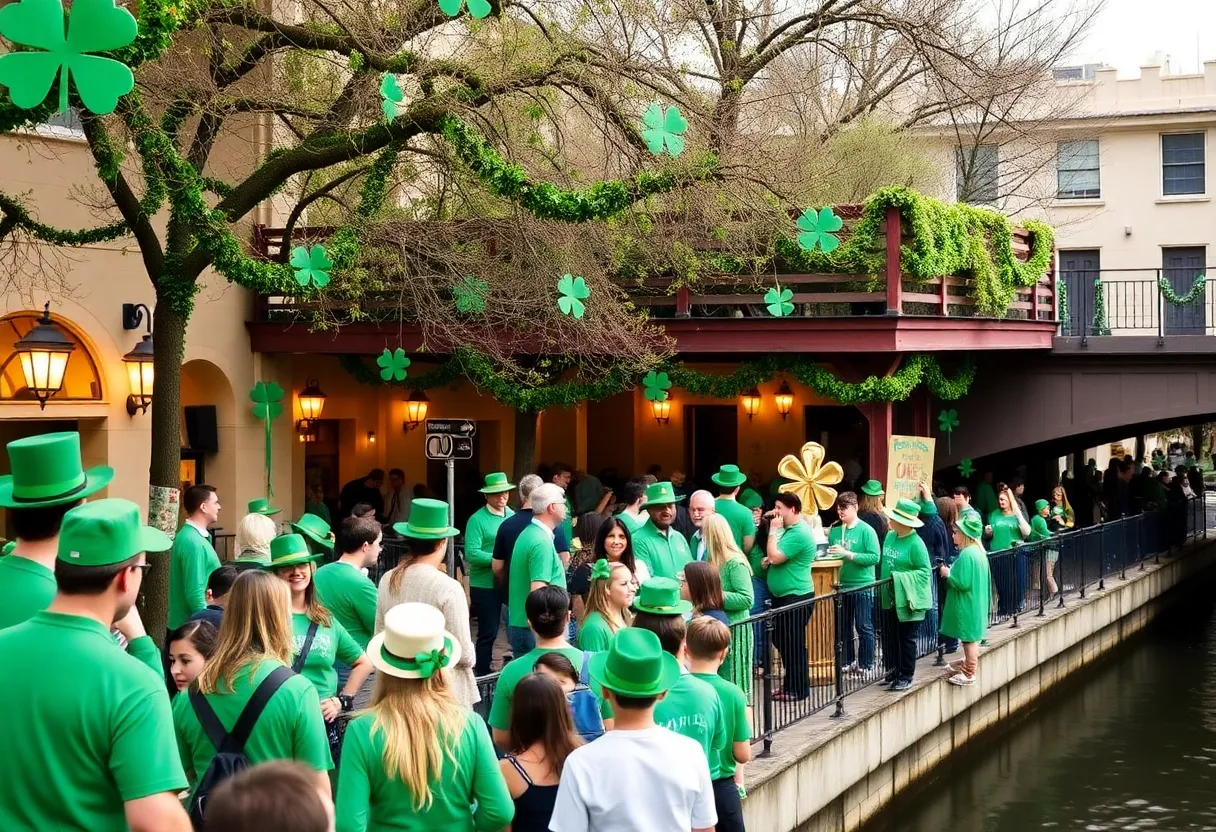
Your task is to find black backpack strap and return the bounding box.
[189,690,230,754]
[291,622,319,674]
[228,666,295,749]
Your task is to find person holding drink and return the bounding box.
[828,492,881,675]
[986,484,1031,618]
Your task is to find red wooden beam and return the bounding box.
[885,206,902,316]
[859,401,894,486]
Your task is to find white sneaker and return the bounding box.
[947,672,975,686]
[945,660,966,673]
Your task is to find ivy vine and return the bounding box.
[1158,274,1205,306]
[1091,278,1111,336]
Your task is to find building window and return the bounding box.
[956,145,998,204]
[1162,132,1205,196]
[1056,140,1100,199]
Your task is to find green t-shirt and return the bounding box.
[0,554,57,630]
[614,510,646,532]
[767,521,815,598]
[464,505,513,589]
[577,610,616,652]
[829,521,882,587]
[692,671,751,779]
[988,511,1025,552]
[655,672,727,778]
[507,522,566,628]
[292,612,363,699]
[173,658,332,788]
[1028,514,1051,543]
[632,521,693,580]
[0,612,187,830]
[487,645,611,730]
[336,709,514,832]
[941,543,991,643]
[879,530,932,616]
[715,498,755,552]
[314,561,378,649]
[168,523,221,630]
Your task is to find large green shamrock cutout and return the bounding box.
[958,458,975,478]
[796,207,844,253]
[0,0,138,116]
[377,347,410,381]
[438,0,492,19]
[764,284,794,317]
[380,73,404,122]
[249,381,284,421]
[641,102,687,157]
[557,274,590,319]
[938,408,959,453]
[642,371,671,402]
[290,245,332,289]
[453,276,489,315]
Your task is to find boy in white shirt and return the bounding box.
[549,627,718,832]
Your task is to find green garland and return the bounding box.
[1091,278,1111,336]
[339,349,975,412]
[1158,274,1205,306]
[1057,276,1068,327]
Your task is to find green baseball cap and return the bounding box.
[739,488,764,510]
[633,577,693,615]
[263,533,323,570]
[392,498,459,540]
[57,498,172,566]
[642,482,684,507]
[0,432,113,509]
[290,513,334,551]
[478,472,516,494]
[247,497,282,517]
[860,479,884,497]
[955,515,984,540]
[884,498,924,529]
[588,627,681,697]
[710,464,748,489]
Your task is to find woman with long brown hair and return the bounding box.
[172,570,333,799]
[499,672,582,832]
[577,560,635,652]
[681,561,729,626]
[701,513,754,695]
[593,516,649,587]
[336,602,513,831]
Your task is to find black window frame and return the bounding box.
[1161,132,1206,196]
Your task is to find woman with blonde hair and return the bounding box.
[375,499,478,708]
[577,560,635,652]
[336,602,513,831]
[172,570,333,802]
[1048,485,1075,532]
[702,513,755,695]
[234,512,277,570]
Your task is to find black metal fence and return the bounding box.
[1057,268,1215,339]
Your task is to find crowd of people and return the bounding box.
[0,430,1200,831]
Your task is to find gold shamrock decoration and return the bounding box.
[777,442,844,513]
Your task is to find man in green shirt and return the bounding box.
[633,481,693,579]
[168,483,222,631]
[0,498,188,831]
[613,478,649,532]
[764,491,816,700]
[829,491,881,673]
[711,464,756,554]
[0,431,113,630]
[315,514,380,708]
[507,482,568,657]
[465,472,515,675]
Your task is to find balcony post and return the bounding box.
[885,206,902,315]
[939,277,949,317]
[860,400,894,486]
[676,285,691,318]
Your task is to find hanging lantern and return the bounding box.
[14,302,74,409]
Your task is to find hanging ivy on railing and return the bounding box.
[1158,274,1206,306]
[1057,276,1068,327]
[1091,278,1111,336]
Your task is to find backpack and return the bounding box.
[569,653,604,742]
[187,666,294,830]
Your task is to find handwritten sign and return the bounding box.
[885,435,936,508]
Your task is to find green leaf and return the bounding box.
[764,285,794,317]
[641,102,687,157]
[380,73,403,122]
[376,347,410,381]
[642,370,672,402]
[937,408,959,433]
[795,206,843,253]
[557,274,590,318]
[289,244,332,289]
[249,381,284,420]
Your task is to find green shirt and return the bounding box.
[880,530,932,619]
[941,542,991,643]
[507,522,566,628]
[464,505,513,589]
[577,610,616,652]
[173,658,333,789]
[988,511,1025,552]
[614,510,646,532]
[829,521,881,587]
[292,612,363,699]
[632,521,693,580]
[315,561,378,650]
[336,709,513,832]
[168,523,220,630]
[767,521,815,598]
[655,672,727,778]
[715,498,755,552]
[0,611,187,830]
[719,557,754,623]
[487,645,611,730]
[1028,514,1052,543]
[691,671,751,779]
[0,554,57,630]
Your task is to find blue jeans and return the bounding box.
[469,587,501,676]
[508,626,535,657]
[841,589,875,669]
[751,577,772,668]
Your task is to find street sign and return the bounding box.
[425,419,477,437]
[425,419,476,460]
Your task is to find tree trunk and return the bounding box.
[1134,435,1146,465]
[512,412,538,486]
[138,298,188,644]
[1191,424,1206,460]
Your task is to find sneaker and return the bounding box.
[947,672,976,686]
[889,679,912,692]
[945,660,966,673]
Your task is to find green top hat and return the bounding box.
[247,498,281,517]
[884,498,924,529]
[588,627,681,697]
[955,515,985,541]
[642,481,684,507]
[633,577,693,615]
[392,498,459,540]
[0,432,113,509]
[290,513,334,551]
[860,479,884,497]
[1034,499,1050,512]
[57,498,172,567]
[710,464,748,489]
[478,472,516,494]
[739,488,764,510]
[263,533,323,570]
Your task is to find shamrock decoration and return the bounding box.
[796,206,844,253]
[764,284,794,317]
[411,647,450,679]
[453,275,489,315]
[938,408,959,453]
[557,274,590,319]
[377,347,410,382]
[642,370,671,402]
[249,381,285,499]
[777,442,844,513]
[437,0,492,19]
[0,0,138,116]
[380,73,404,122]
[958,458,975,478]
[641,102,687,157]
[289,245,332,289]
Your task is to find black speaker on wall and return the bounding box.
[184,405,219,452]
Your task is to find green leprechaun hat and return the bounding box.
[955,515,984,541]
[0,432,113,509]
[263,533,323,570]
[478,472,516,494]
[393,498,459,540]
[884,498,924,529]
[860,479,884,497]
[589,627,681,697]
[633,577,693,616]
[642,481,684,507]
[247,497,282,517]
[290,513,334,551]
[710,464,748,489]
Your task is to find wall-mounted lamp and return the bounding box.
[741,387,761,421]
[15,301,75,409]
[403,390,429,431]
[774,380,794,420]
[367,430,376,445]
[651,398,672,425]
[296,379,327,431]
[120,303,154,416]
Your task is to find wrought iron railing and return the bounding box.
[1057,268,1216,339]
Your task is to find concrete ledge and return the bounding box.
[743,537,1216,832]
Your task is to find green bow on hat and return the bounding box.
[884,498,924,529]
[710,464,748,489]
[57,498,172,567]
[263,533,323,570]
[247,498,281,517]
[588,627,682,697]
[642,481,684,507]
[0,431,113,509]
[955,514,985,541]
[478,472,516,494]
[633,577,693,615]
[590,559,612,581]
[411,647,450,679]
[860,479,884,497]
[393,498,460,540]
[290,513,334,552]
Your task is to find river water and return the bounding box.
[862,581,1216,832]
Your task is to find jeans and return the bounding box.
[895,620,919,682]
[879,607,899,674]
[770,592,813,698]
[712,778,746,832]
[991,549,1028,617]
[751,577,772,668]
[469,587,502,676]
[841,589,875,669]
[507,625,536,658]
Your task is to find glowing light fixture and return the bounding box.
[774,380,794,420]
[741,387,761,420]
[15,302,74,409]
